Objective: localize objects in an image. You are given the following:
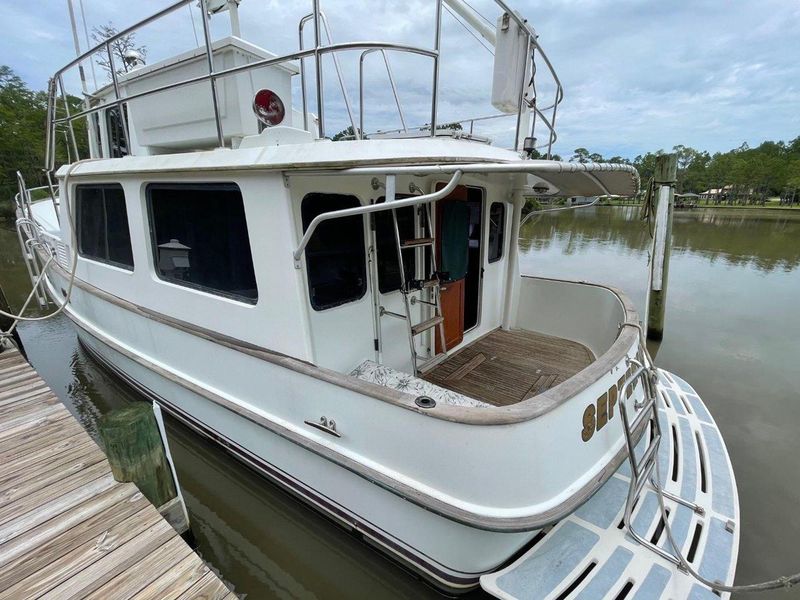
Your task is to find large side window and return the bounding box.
[76,184,134,269]
[301,193,367,310]
[488,201,505,263]
[106,105,129,158]
[147,183,258,303]
[374,197,415,293]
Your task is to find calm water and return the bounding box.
[1,207,799,598]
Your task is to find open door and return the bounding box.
[435,185,470,352]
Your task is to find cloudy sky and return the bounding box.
[2,0,798,159]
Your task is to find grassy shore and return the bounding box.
[599,199,800,211]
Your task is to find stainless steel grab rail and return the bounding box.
[293,170,463,266]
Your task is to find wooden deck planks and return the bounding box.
[0,348,234,599]
[423,328,595,406]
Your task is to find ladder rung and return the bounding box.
[400,237,434,248]
[417,352,449,373]
[411,316,444,336]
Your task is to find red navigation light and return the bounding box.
[252,89,285,127]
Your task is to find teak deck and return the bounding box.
[423,329,595,406]
[0,347,234,600]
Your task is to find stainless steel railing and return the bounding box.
[43,0,564,171]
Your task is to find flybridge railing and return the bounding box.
[44,0,563,172]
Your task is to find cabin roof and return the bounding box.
[57,137,639,197]
[58,137,516,176]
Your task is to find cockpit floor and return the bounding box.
[421,328,595,406]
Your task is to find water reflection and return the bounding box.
[523,207,800,272]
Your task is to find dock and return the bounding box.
[0,347,235,599]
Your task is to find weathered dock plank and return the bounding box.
[0,347,233,599]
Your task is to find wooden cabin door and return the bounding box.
[435,184,469,352]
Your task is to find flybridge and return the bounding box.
[45,0,563,168]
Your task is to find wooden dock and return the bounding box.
[0,347,235,599]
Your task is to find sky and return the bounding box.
[1,0,798,160]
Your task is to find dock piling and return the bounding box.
[646,153,677,340]
[98,402,190,534]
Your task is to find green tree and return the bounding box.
[0,66,88,222]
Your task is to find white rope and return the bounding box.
[1,160,90,338]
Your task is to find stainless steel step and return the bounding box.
[400,237,434,248]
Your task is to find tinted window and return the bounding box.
[147,183,257,303]
[488,202,505,263]
[374,196,415,293]
[301,194,367,310]
[106,105,129,158]
[76,184,134,269]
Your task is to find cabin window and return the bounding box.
[301,193,367,310]
[147,183,258,303]
[374,197,415,293]
[76,184,134,270]
[488,202,505,263]
[106,105,129,158]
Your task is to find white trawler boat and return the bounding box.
[13,0,740,596]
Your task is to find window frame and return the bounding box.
[74,183,135,271]
[300,192,368,311]
[487,201,506,264]
[145,181,259,305]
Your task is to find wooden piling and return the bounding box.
[646,154,677,340]
[97,403,190,536]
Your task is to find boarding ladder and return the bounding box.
[619,352,705,568]
[385,199,448,376]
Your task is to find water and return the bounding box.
[2,207,799,598]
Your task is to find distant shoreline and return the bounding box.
[599,200,800,211]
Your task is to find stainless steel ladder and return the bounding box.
[386,201,448,376]
[619,356,704,568]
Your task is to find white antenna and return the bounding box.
[77,0,98,90]
[66,0,89,96]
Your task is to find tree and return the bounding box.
[91,23,147,79]
[331,126,362,141]
[0,66,89,222]
[570,147,591,163]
